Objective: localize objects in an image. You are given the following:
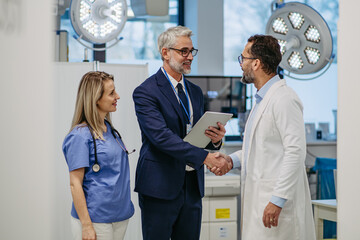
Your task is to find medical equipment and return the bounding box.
[70,0,128,51]
[88,120,135,172]
[266,1,334,80]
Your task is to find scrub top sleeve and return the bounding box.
[62,131,90,172]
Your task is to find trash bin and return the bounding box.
[311,157,337,239]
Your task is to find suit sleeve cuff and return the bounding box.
[270,196,287,208]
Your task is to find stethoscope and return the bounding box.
[88,120,135,173]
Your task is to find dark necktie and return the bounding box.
[176,83,189,122]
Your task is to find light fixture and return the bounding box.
[266,1,333,76]
[70,0,127,50]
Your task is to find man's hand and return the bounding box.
[203,152,231,175]
[205,122,226,144]
[207,152,233,176]
[262,202,282,228]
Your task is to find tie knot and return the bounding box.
[177,83,183,91]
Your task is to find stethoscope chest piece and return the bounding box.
[88,120,135,173]
[92,163,100,173]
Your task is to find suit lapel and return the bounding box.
[156,69,189,126]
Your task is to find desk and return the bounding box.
[312,199,337,240]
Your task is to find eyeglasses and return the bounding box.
[169,47,198,57]
[238,54,257,64]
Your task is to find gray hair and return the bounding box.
[158,26,193,60]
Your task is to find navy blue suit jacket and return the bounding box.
[133,68,218,200]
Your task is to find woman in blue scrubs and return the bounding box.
[62,71,134,240]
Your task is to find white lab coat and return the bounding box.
[231,79,316,240]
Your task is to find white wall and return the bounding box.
[1,0,357,239]
[337,0,360,239]
[0,0,56,239]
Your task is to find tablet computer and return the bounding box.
[184,111,233,148]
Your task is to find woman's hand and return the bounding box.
[82,223,96,240]
[69,168,97,240]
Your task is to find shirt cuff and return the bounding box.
[229,152,241,169]
[212,140,222,148]
[270,196,287,208]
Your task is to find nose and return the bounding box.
[187,52,194,60]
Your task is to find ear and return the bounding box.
[252,59,261,71]
[162,47,170,61]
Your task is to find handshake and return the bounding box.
[204,152,233,176]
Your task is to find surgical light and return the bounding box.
[305,25,321,43]
[266,2,333,76]
[288,52,304,69]
[305,46,320,64]
[272,18,288,35]
[288,12,304,30]
[70,0,127,50]
[278,39,287,55]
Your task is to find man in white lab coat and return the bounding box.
[214,35,316,240]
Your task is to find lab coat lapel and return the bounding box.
[245,79,286,163]
[156,69,188,125]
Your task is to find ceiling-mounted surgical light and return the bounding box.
[266,2,333,76]
[278,39,287,55]
[288,12,304,30]
[288,51,304,69]
[305,25,321,43]
[272,17,288,35]
[304,46,320,64]
[70,0,127,50]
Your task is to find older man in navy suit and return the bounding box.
[133,26,232,240]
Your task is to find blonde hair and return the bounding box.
[70,71,114,140]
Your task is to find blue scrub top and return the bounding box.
[62,122,134,223]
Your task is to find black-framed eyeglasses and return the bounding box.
[238,54,257,64]
[169,47,198,57]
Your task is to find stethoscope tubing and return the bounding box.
[87,120,134,172]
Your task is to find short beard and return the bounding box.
[169,57,191,75]
[240,69,255,84]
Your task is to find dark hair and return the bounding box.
[247,35,282,75]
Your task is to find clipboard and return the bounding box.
[183,111,233,148]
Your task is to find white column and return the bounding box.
[338,0,360,239]
[184,0,224,76]
[0,0,56,239]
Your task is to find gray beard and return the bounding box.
[169,57,191,75]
